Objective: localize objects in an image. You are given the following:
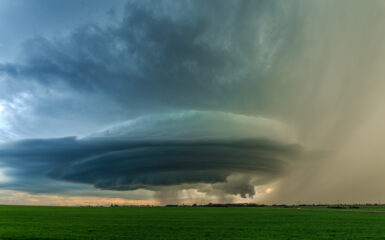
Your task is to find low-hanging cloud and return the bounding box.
[0,111,300,198]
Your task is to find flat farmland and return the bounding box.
[0,205,384,239]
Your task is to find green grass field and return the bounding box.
[0,205,385,240]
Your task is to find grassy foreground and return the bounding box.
[0,205,385,239]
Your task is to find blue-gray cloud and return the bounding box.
[0,0,300,139]
[0,137,299,196]
[0,0,304,199]
[0,111,300,197]
[1,0,381,203]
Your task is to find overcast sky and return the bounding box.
[1,0,385,205]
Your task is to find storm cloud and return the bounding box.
[1,0,385,204]
[0,111,300,198]
[0,0,299,139]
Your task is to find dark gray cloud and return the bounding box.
[0,111,300,198]
[0,136,299,197]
